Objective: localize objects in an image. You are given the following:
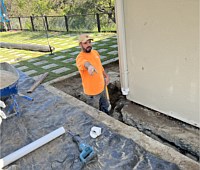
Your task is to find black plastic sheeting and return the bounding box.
[0,42,55,52]
[0,71,180,170]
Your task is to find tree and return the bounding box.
[4,0,115,23]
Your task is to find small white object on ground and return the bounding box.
[0,100,7,125]
[0,100,6,108]
[90,126,102,138]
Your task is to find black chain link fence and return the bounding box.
[8,13,116,32]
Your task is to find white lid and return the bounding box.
[90,126,102,138]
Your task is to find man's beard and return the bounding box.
[83,46,92,53]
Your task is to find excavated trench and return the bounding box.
[51,61,200,163]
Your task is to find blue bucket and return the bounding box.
[0,62,19,100]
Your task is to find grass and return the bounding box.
[0,31,118,83]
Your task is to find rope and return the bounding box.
[41,15,53,55]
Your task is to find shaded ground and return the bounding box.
[52,61,200,163]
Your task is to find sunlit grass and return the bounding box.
[0,31,118,82]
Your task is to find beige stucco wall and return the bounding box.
[116,0,199,127]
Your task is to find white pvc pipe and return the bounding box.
[0,127,65,169]
[115,0,129,95]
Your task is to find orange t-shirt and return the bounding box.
[76,50,105,95]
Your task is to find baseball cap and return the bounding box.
[78,34,93,43]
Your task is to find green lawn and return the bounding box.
[0,31,118,83]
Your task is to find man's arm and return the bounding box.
[84,61,108,84]
[84,61,91,69]
[103,70,109,85]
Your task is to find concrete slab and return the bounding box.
[52,56,66,60]
[33,61,48,66]
[110,45,118,48]
[23,56,32,59]
[62,58,75,63]
[24,70,37,76]
[42,64,58,69]
[61,49,71,53]
[17,66,28,71]
[12,63,20,67]
[100,56,107,60]
[97,44,107,47]
[27,58,40,63]
[102,39,111,42]
[107,51,118,55]
[51,67,70,74]
[70,51,79,56]
[15,54,25,57]
[98,49,107,53]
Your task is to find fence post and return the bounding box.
[44,15,49,31]
[30,16,35,31]
[7,21,11,30]
[64,15,69,32]
[96,13,101,32]
[18,17,22,30]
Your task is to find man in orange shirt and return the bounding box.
[76,34,110,114]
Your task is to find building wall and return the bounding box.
[116,0,199,127]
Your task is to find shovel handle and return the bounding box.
[105,86,110,101]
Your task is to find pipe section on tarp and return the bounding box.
[0,127,65,169]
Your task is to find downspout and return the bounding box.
[115,0,129,95]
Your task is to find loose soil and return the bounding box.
[0,70,18,89]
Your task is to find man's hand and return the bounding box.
[103,71,110,85]
[105,75,110,85]
[88,65,97,75]
[84,61,97,75]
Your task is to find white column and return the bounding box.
[115,0,129,95]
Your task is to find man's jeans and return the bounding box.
[85,89,109,114]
